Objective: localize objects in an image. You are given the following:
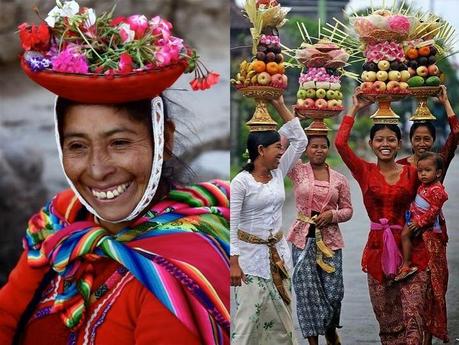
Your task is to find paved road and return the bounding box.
[281,157,459,344]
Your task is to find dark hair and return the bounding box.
[409,121,436,142]
[418,151,444,171]
[369,123,402,141]
[55,96,194,185]
[306,135,330,147]
[242,131,280,172]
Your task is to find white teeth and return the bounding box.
[91,182,130,200]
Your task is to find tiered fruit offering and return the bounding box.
[405,45,441,87]
[232,57,287,89]
[360,41,410,94]
[295,40,348,111]
[296,67,343,110]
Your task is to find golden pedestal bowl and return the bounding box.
[239,86,285,132]
[409,86,441,121]
[361,91,409,124]
[293,106,342,135]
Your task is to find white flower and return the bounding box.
[61,1,80,17]
[45,6,62,27]
[119,23,135,43]
[83,8,96,28]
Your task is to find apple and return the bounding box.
[361,71,368,81]
[335,91,343,100]
[416,66,429,78]
[281,74,288,87]
[297,99,305,106]
[315,99,328,109]
[336,100,343,106]
[388,70,401,81]
[428,64,439,76]
[326,90,336,99]
[328,99,339,108]
[376,70,388,82]
[399,82,409,89]
[386,80,400,91]
[257,72,271,85]
[378,60,390,71]
[297,89,307,100]
[271,74,284,87]
[366,71,377,82]
[304,98,315,108]
[373,81,387,92]
[305,89,316,98]
[408,67,416,77]
[361,82,374,91]
[316,88,327,99]
[400,70,411,82]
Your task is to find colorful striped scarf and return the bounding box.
[23,180,230,344]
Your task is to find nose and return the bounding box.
[88,147,115,180]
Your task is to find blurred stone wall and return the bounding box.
[0,0,228,62]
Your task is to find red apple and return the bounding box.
[281,74,288,87]
[399,82,409,89]
[361,82,374,91]
[428,64,439,76]
[315,99,328,109]
[416,66,429,78]
[408,67,416,77]
[387,80,400,91]
[304,98,315,108]
[373,81,387,92]
[271,73,284,87]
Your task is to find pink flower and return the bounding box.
[149,16,173,41]
[119,23,135,43]
[387,15,410,34]
[207,71,220,86]
[155,46,172,67]
[118,52,133,74]
[52,47,88,74]
[127,15,148,39]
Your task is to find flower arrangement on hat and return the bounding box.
[18,0,218,91]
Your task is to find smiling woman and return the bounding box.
[0,2,229,344]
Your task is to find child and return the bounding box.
[395,151,448,281]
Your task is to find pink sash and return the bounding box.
[370,218,403,277]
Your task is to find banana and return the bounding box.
[251,75,258,84]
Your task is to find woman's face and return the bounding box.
[259,140,283,170]
[62,105,153,221]
[411,126,434,156]
[306,136,329,166]
[369,127,401,162]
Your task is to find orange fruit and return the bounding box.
[406,48,418,59]
[418,46,431,57]
[251,60,266,73]
[266,62,279,75]
[277,63,285,74]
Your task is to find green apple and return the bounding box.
[305,89,316,98]
[315,88,327,99]
[326,90,336,100]
[296,89,307,100]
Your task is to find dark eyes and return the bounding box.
[65,142,86,151]
[111,139,131,147]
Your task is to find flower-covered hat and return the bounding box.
[18,0,219,103]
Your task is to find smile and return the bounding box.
[380,149,391,155]
[91,182,131,200]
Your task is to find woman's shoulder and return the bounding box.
[231,170,250,185]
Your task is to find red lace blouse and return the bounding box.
[335,116,428,282]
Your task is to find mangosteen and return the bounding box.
[362,62,370,71]
[367,62,378,72]
[407,60,418,69]
[428,55,436,65]
[418,56,428,66]
[257,45,267,53]
[430,46,438,56]
[390,61,400,71]
[256,51,266,61]
[275,54,283,63]
[272,46,282,54]
[266,52,276,62]
[399,63,408,71]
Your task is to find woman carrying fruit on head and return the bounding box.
[0,3,229,345]
[284,134,352,345]
[230,96,307,345]
[396,84,458,344]
[335,88,431,344]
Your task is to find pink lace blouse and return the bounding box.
[286,162,353,250]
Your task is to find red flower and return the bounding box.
[118,52,133,74]
[189,71,220,91]
[206,71,220,87]
[110,16,127,26]
[18,22,51,52]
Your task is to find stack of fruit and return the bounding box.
[294,40,348,112]
[405,44,441,88]
[360,41,410,94]
[232,34,287,89]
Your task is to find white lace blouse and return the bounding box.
[230,118,307,279]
